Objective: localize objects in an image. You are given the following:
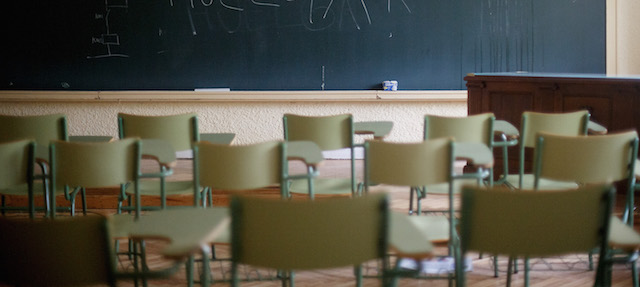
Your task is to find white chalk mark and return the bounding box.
[346,0,360,29]
[321,65,325,90]
[217,0,243,33]
[388,0,412,13]
[251,0,280,7]
[316,0,365,27]
[309,0,314,24]
[389,32,392,38]
[171,0,409,33]
[87,54,129,59]
[323,0,334,19]
[220,0,244,11]
[88,1,129,59]
[360,0,371,24]
[401,0,411,13]
[186,0,197,35]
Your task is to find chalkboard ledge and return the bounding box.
[0,90,467,103]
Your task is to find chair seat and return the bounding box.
[288,178,353,196]
[402,214,450,244]
[389,212,436,259]
[609,216,640,252]
[211,208,231,244]
[127,180,196,196]
[425,178,480,194]
[504,174,579,190]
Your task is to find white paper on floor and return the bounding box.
[398,256,473,274]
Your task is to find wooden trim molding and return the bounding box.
[606,0,618,75]
[0,90,467,103]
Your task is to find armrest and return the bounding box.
[286,141,324,169]
[609,216,640,252]
[140,139,177,169]
[493,120,519,147]
[588,120,608,135]
[354,121,394,140]
[454,142,494,168]
[110,208,230,259]
[389,212,435,260]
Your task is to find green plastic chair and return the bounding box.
[0,113,68,148]
[191,140,318,285]
[118,112,200,211]
[193,140,297,202]
[418,113,495,211]
[504,110,590,190]
[0,215,183,287]
[0,139,38,218]
[229,193,391,287]
[283,113,356,199]
[458,184,614,287]
[364,138,458,285]
[0,215,117,286]
[0,113,68,216]
[533,130,638,224]
[533,130,640,287]
[49,138,141,218]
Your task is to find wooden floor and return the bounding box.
[3,159,638,286]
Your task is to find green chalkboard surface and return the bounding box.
[1,0,605,91]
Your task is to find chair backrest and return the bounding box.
[0,215,116,286]
[533,130,638,186]
[460,184,613,258]
[365,138,453,188]
[230,193,388,271]
[193,140,286,192]
[424,113,495,147]
[521,110,589,148]
[515,110,590,188]
[0,139,36,217]
[0,113,68,146]
[118,113,199,151]
[50,138,141,189]
[0,139,35,190]
[283,114,353,151]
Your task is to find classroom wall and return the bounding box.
[607,0,640,75]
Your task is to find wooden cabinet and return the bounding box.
[465,72,640,174]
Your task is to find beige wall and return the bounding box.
[607,0,640,75]
[0,91,467,145]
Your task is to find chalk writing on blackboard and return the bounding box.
[317,0,370,27]
[388,0,411,13]
[87,0,129,59]
[169,0,413,34]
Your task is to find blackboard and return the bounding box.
[0,0,605,91]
